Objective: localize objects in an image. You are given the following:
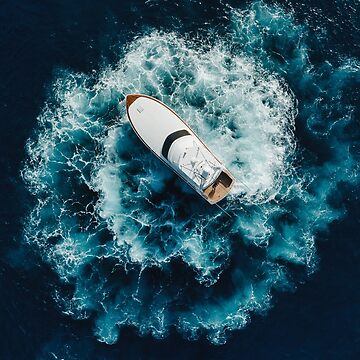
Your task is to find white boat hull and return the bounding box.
[126,94,234,204]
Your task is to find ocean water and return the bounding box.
[1,0,360,359]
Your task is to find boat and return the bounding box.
[125,94,235,204]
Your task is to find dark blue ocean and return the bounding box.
[1,0,360,359]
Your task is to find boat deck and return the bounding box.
[202,169,234,204]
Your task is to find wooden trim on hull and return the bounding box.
[126,94,141,108]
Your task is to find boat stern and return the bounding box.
[202,169,235,204]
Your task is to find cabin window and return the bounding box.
[161,129,190,159]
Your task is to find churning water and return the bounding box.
[21,1,360,345]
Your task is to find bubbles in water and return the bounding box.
[22,1,359,345]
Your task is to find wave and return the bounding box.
[22,1,360,345]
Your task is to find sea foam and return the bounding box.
[22,1,359,345]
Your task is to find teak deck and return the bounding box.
[203,169,234,203]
